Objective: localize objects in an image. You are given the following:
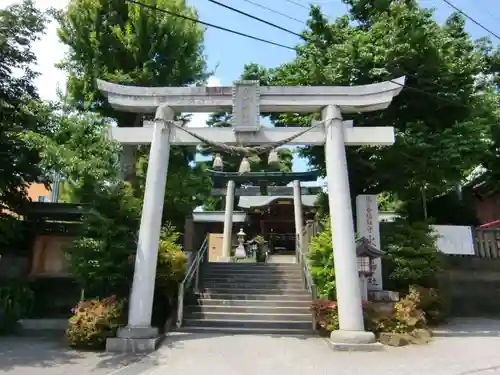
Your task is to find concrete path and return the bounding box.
[1,318,500,374]
[146,319,500,375]
[0,335,147,375]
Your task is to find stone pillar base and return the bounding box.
[328,330,384,352]
[106,326,163,353]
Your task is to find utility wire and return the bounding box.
[208,0,303,37]
[440,0,500,42]
[124,0,296,50]
[284,0,310,10]
[125,0,482,110]
[240,0,306,25]
[206,0,476,109]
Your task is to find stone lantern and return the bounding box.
[234,228,247,259]
[356,237,384,301]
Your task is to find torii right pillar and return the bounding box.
[322,104,380,349]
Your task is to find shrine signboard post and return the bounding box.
[97,77,405,352]
[356,194,382,291]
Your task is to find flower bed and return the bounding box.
[311,285,440,346]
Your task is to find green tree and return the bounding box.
[242,1,499,219]
[25,108,188,298]
[54,0,211,225]
[24,109,121,201]
[55,0,207,114]
[381,219,442,291]
[0,0,50,210]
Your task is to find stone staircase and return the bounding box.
[180,262,314,335]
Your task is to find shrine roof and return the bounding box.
[238,195,318,209]
[208,169,320,187]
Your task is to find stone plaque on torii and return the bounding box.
[97,77,405,349]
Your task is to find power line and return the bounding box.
[208,0,303,37]
[125,0,481,111]
[240,0,306,25]
[205,0,474,108]
[440,0,500,42]
[284,0,310,10]
[123,0,296,50]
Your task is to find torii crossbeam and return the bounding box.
[97,78,405,351]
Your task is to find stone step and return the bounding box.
[266,255,297,264]
[185,311,312,322]
[204,272,304,280]
[196,292,311,301]
[177,326,315,336]
[208,262,299,267]
[205,264,301,272]
[196,298,311,308]
[202,276,304,283]
[183,318,312,330]
[200,288,309,296]
[202,282,305,289]
[205,267,303,274]
[186,304,311,314]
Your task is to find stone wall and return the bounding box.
[440,255,500,317]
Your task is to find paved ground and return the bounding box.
[0,335,147,375]
[1,318,500,375]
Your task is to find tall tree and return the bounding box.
[0,0,50,210]
[55,0,207,115]
[24,109,121,198]
[54,0,211,226]
[242,0,499,219]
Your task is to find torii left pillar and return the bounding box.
[293,180,304,253]
[221,180,235,260]
[109,105,173,351]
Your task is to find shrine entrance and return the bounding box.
[97,76,404,350]
[209,169,320,254]
[241,195,318,253]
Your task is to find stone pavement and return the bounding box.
[0,335,147,375]
[1,318,500,375]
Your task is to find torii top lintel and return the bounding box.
[96,77,405,114]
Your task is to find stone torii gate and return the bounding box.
[97,77,404,350]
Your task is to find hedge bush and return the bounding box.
[66,295,125,350]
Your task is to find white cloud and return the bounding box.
[185,76,222,127]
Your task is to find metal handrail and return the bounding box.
[176,235,209,328]
[296,228,317,330]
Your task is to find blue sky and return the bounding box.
[5,0,500,177]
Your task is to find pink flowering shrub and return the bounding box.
[408,285,448,325]
[311,299,371,332]
[66,295,125,349]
